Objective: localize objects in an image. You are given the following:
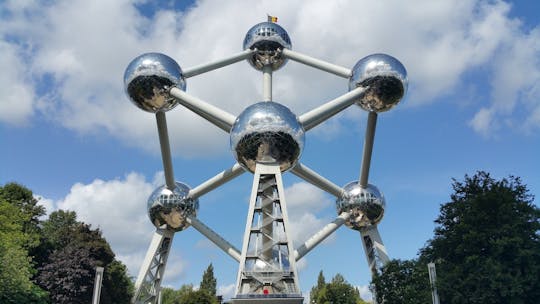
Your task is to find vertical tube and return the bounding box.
[263,65,272,101]
[156,111,176,190]
[92,266,104,304]
[359,111,378,188]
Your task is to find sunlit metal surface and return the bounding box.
[336,182,385,229]
[349,53,407,112]
[147,182,199,231]
[243,22,291,71]
[230,101,304,172]
[124,53,186,113]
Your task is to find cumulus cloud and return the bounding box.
[44,172,155,277]
[2,0,540,152]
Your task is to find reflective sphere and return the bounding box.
[336,182,385,230]
[243,22,292,71]
[349,54,408,112]
[124,53,186,113]
[230,101,304,173]
[147,182,199,232]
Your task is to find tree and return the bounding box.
[420,171,540,303]
[200,263,217,296]
[178,289,217,304]
[0,200,48,304]
[161,284,194,304]
[371,259,431,304]
[36,212,132,303]
[310,272,368,304]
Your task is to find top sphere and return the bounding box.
[124,53,186,113]
[147,182,199,232]
[243,22,292,71]
[349,53,408,112]
[230,101,304,173]
[336,182,386,230]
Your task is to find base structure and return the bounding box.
[232,163,303,304]
[359,225,389,304]
[132,229,174,304]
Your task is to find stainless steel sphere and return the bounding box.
[349,53,408,112]
[243,22,292,71]
[147,182,199,232]
[336,182,385,230]
[230,101,304,173]
[124,52,186,113]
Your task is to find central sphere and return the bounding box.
[230,102,304,173]
[147,182,199,232]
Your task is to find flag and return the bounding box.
[267,15,278,23]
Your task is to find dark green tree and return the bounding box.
[371,259,431,304]
[36,212,132,303]
[420,171,540,303]
[200,263,217,296]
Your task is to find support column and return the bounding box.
[132,229,175,304]
[232,163,303,304]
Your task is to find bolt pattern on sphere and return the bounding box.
[147,182,199,232]
[337,182,386,230]
[349,53,408,112]
[243,22,292,71]
[124,52,186,113]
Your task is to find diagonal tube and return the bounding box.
[359,111,378,188]
[281,48,352,78]
[156,111,176,190]
[188,163,245,200]
[183,49,256,78]
[299,87,366,131]
[294,212,351,261]
[169,87,236,132]
[290,162,343,198]
[186,216,241,262]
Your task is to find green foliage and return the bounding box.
[420,171,540,303]
[37,212,132,303]
[310,272,368,304]
[161,284,217,304]
[200,263,217,296]
[0,200,48,304]
[372,259,431,304]
[179,289,218,304]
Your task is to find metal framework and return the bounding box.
[125,21,407,304]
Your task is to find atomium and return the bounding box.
[349,53,408,113]
[147,182,199,232]
[243,22,292,71]
[230,101,304,173]
[336,182,386,230]
[124,52,186,113]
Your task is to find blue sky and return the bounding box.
[1,0,540,301]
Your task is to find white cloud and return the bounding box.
[50,172,156,276]
[2,0,540,151]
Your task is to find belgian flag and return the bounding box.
[267,15,278,23]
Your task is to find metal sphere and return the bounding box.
[147,182,199,232]
[349,53,408,112]
[230,101,304,173]
[124,52,186,113]
[336,182,386,230]
[243,22,292,71]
